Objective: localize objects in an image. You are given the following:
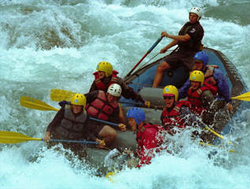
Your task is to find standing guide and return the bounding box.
[153,7,204,87]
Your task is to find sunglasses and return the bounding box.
[163,96,174,100]
[194,60,203,63]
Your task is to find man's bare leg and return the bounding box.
[98,125,117,146]
[152,61,171,87]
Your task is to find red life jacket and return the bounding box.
[86,90,118,121]
[136,123,163,167]
[187,85,212,114]
[204,66,218,95]
[161,101,191,132]
[93,70,119,91]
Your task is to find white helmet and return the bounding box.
[190,7,202,20]
[107,83,122,97]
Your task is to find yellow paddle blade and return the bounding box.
[0,131,41,144]
[20,96,59,111]
[231,92,250,101]
[199,141,236,153]
[199,141,215,147]
[50,89,76,102]
[105,170,118,182]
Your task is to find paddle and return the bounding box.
[51,89,250,103]
[199,141,236,153]
[125,36,163,78]
[20,96,59,111]
[21,96,235,144]
[50,89,154,108]
[20,96,120,128]
[200,124,233,145]
[231,92,250,101]
[0,130,99,145]
[106,154,130,182]
[21,96,233,145]
[50,89,76,101]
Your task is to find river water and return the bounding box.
[1,0,250,188]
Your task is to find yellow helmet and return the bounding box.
[96,61,113,77]
[71,93,86,108]
[162,85,178,101]
[189,70,204,85]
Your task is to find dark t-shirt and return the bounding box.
[178,21,204,52]
[164,21,204,70]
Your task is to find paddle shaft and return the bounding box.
[90,117,119,127]
[120,100,163,109]
[20,96,120,127]
[50,89,150,107]
[50,89,159,109]
[126,36,163,77]
[118,154,129,170]
[105,153,130,181]
[47,138,98,145]
[201,124,232,144]
[199,141,236,153]
[0,130,99,145]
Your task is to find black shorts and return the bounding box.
[92,123,106,137]
[164,50,196,71]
